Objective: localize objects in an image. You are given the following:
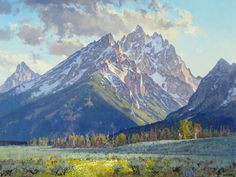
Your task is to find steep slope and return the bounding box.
[0,76,137,141]
[0,26,200,140]
[0,62,39,93]
[119,59,236,135]
[165,58,236,130]
[119,25,200,106]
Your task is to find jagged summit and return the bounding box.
[99,33,116,45]
[16,61,32,75]
[135,24,142,30]
[0,62,39,93]
[152,32,163,40]
[134,25,145,34]
[16,61,27,69]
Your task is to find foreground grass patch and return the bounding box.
[0,158,235,177]
[65,160,131,177]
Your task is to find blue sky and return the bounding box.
[166,0,236,76]
[0,0,235,84]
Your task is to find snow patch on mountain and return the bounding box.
[150,72,166,89]
[145,34,164,53]
[222,87,236,106]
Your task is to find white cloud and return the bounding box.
[23,0,200,42]
[48,39,84,56]
[176,10,201,36]
[17,24,44,46]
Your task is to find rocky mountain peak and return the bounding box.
[120,25,146,46]
[151,32,163,41]
[217,58,230,65]
[214,58,231,71]
[100,33,115,46]
[134,25,145,34]
[180,58,236,112]
[206,58,232,79]
[0,62,39,93]
[16,61,31,74]
[119,26,200,105]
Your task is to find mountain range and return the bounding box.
[0,25,200,141]
[119,59,236,135]
[166,59,236,130]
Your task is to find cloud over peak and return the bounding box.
[22,0,199,40]
[49,39,84,56]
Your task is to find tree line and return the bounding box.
[29,120,231,147]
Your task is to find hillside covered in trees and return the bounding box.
[30,121,231,148]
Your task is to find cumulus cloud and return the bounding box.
[0,0,12,14]
[17,24,43,46]
[0,51,52,84]
[48,39,84,56]
[176,10,201,35]
[0,27,13,40]
[22,0,199,41]
[37,3,128,38]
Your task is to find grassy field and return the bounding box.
[0,136,235,176]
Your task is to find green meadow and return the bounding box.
[0,136,235,177]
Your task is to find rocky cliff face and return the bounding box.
[117,59,236,136]
[0,62,39,93]
[119,25,200,106]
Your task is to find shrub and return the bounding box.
[148,162,161,175]
[51,161,74,176]
[161,159,171,168]
[182,168,196,177]
[0,163,21,176]
[23,164,44,175]
[112,164,123,175]
[128,159,145,175]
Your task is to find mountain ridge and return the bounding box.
[0,25,200,140]
[118,58,236,135]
